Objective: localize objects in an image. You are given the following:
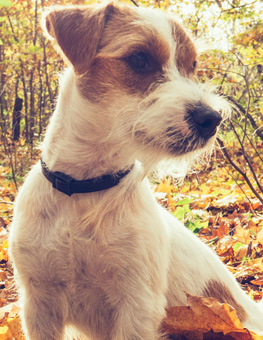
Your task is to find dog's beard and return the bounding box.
[166,119,217,156]
[133,122,215,157]
[168,134,210,156]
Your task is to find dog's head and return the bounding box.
[42,2,230,172]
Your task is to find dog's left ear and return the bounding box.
[42,3,116,74]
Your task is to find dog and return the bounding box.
[9,2,263,340]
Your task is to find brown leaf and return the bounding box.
[234,227,250,244]
[162,294,263,340]
[0,218,5,229]
[217,221,230,239]
[235,245,248,261]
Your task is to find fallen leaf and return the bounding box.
[250,278,263,286]
[0,218,5,228]
[162,293,263,340]
[235,245,248,261]
[234,227,250,244]
[217,221,230,239]
[257,229,263,246]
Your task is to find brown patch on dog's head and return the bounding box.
[43,3,170,100]
[42,3,115,74]
[203,280,247,322]
[76,4,171,102]
[171,20,197,77]
[43,2,199,102]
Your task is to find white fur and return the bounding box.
[9,3,263,340]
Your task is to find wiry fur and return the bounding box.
[9,2,263,340]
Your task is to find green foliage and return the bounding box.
[173,198,193,219]
[0,0,12,7]
[173,198,208,233]
[185,218,207,234]
[233,242,244,252]
[241,256,250,264]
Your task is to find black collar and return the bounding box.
[41,159,132,197]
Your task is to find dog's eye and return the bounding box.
[128,53,150,71]
[192,60,197,69]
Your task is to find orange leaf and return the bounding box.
[250,279,263,286]
[162,294,263,340]
[155,178,174,195]
[234,227,250,244]
[257,229,263,246]
[217,221,230,239]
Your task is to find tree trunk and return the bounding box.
[12,97,23,141]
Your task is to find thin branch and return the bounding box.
[217,138,263,204]
[33,0,38,46]
[7,15,18,43]
[215,146,256,214]
[229,121,263,194]
[130,0,139,7]
[0,199,14,205]
[0,76,14,97]
[202,67,245,78]
[227,97,263,141]
[221,0,257,13]
[233,117,263,165]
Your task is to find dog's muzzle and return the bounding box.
[188,104,222,139]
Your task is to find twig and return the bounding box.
[217,138,263,205]
[227,96,263,141]
[204,236,219,244]
[216,145,256,215]
[230,121,263,194]
[221,0,257,13]
[0,76,14,97]
[130,0,139,7]
[7,15,18,42]
[233,117,263,165]
[0,199,14,205]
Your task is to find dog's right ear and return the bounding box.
[42,3,115,74]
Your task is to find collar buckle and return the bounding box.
[52,171,74,196]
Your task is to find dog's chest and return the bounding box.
[64,213,169,329]
[70,218,167,290]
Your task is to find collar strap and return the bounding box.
[41,159,132,197]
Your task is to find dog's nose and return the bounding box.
[189,105,222,138]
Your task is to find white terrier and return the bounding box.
[9,2,263,340]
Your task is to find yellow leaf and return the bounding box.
[6,317,25,340]
[155,178,174,195]
[0,317,25,340]
[2,240,8,250]
[257,228,263,246]
[0,325,12,339]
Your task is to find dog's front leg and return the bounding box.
[71,281,168,340]
[19,287,67,340]
[94,256,168,340]
[110,291,168,340]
